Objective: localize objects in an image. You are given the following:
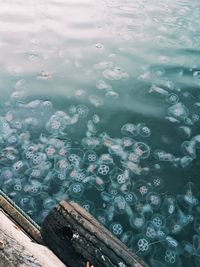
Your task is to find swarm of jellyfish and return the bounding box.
[1,79,200,267]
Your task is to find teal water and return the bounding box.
[0,1,200,266]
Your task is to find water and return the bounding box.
[0,0,200,266]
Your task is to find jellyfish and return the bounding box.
[181,140,196,159]
[19,195,36,213]
[181,241,194,258]
[113,195,127,214]
[150,176,164,191]
[13,160,29,175]
[110,222,124,237]
[68,148,84,167]
[132,234,151,256]
[83,150,98,165]
[149,85,169,98]
[166,93,179,105]
[81,136,102,149]
[124,192,137,206]
[81,200,95,215]
[193,234,200,257]
[153,149,175,162]
[54,156,71,175]
[44,144,57,159]
[151,214,166,229]
[68,183,85,199]
[25,180,42,196]
[161,196,177,217]
[120,231,133,247]
[100,191,114,203]
[163,236,180,254]
[166,214,183,235]
[97,164,110,176]
[98,154,114,164]
[121,137,135,148]
[95,209,108,226]
[137,124,151,138]
[89,175,105,191]
[178,126,191,139]
[168,102,189,121]
[143,221,157,240]
[194,216,200,234]
[129,213,145,230]
[6,134,19,147]
[134,180,152,200]
[31,152,47,166]
[146,192,161,210]
[0,116,13,138]
[109,167,129,185]
[121,123,138,137]
[177,182,199,211]
[43,198,57,210]
[132,142,151,159]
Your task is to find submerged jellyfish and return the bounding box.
[151,214,166,229]
[83,150,98,164]
[161,196,177,217]
[68,183,85,199]
[146,192,161,210]
[121,123,138,136]
[168,102,189,120]
[132,234,151,256]
[166,214,183,235]
[81,200,95,215]
[129,213,145,230]
[137,124,151,138]
[132,142,151,159]
[177,182,199,211]
[110,222,123,237]
[181,140,196,159]
[113,195,127,214]
[120,231,133,247]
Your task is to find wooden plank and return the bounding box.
[0,209,67,267]
[41,200,149,267]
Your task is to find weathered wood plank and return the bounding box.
[0,209,66,267]
[41,200,149,267]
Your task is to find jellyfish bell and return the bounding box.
[177,182,199,211]
[120,231,133,247]
[132,142,151,159]
[137,124,151,138]
[132,234,151,256]
[143,221,157,240]
[134,180,152,200]
[68,148,84,167]
[153,149,175,162]
[44,144,57,159]
[151,214,166,229]
[146,192,161,210]
[194,215,200,234]
[13,160,29,175]
[181,140,197,159]
[166,214,183,235]
[113,195,127,214]
[83,150,98,165]
[168,102,189,121]
[110,222,124,237]
[121,123,138,137]
[193,234,200,257]
[181,241,194,258]
[68,182,85,199]
[150,176,164,191]
[161,196,177,217]
[81,200,95,215]
[129,213,145,230]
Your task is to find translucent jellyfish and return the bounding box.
[97,164,110,176]
[124,192,137,206]
[81,137,102,149]
[146,192,161,210]
[166,93,179,105]
[193,234,200,257]
[98,154,114,164]
[121,137,135,148]
[143,222,157,240]
[6,134,19,147]
[109,167,128,185]
[88,95,104,107]
[132,234,151,256]
[54,157,71,175]
[19,195,36,212]
[150,248,182,267]
[163,236,180,254]
[81,200,95,214]
[168,102,189,120]
[153,149,175,161]
[0,117,13,138]
[129,213,145,230]
[43,198,57,210]
[137,124,151,138]
[44,144,57,159]
[149,85,169,98]
[192,134,200,149]
[94,61,113,70]
[132,142,151,159]
[150,176,164,191]
[95,209,108,226]
[46,113,67,134]
[166,214,183,235]
[113,195,127,214]
[68,183,85,199]
[13,160,29,175]
[96,80,111,90]
[41,100,53,110]
[178,126,191,139]
[68,149,84,167]
[120,231,133,247]
[25,180,42,196]
[180,156,193,168]
[105,90,119,99]
[181,140,196,159]
[31,152,47,166]
[110,222,123,237]
[135,180,152,200]
[100,191,114,203]
[164,250,182,266]
[151,214,166,229]
[76,105,89,118]
[121,123,138,136]
[103,67,129,80]
[0,167,15,183]
[181,241,194,258]
[89,175,105,191]
[161,196,177,217]
[177,182,199,210]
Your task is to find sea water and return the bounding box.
[0,0,200,266]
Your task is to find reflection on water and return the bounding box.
[0,0,200,266]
